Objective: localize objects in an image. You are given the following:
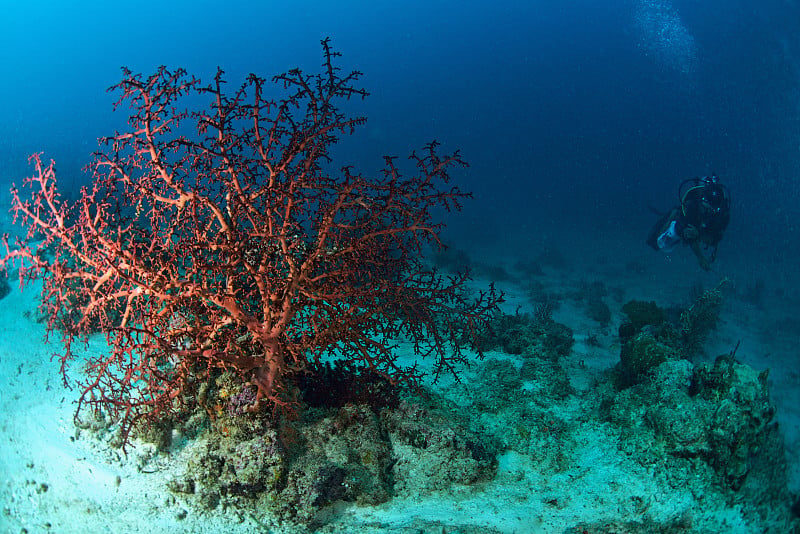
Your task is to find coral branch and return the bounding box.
[1,39,500,446]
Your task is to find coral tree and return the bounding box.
[1,39,499,444]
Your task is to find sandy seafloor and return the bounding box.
[1,224,798,534]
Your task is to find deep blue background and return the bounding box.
[1,0,798,280]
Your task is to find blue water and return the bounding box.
[2,2,800,530]
[1,0,798,271]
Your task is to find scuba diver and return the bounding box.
[646,175,731,271]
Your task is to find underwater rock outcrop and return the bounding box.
[167,398,497,527]
[616,330,681,390]
[608,356,775,488]
[603,285,796,528]
[601,354,795,529]
[615,282,728,389]
[479,309,574,361]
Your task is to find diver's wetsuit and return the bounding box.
[647,178,730,268]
